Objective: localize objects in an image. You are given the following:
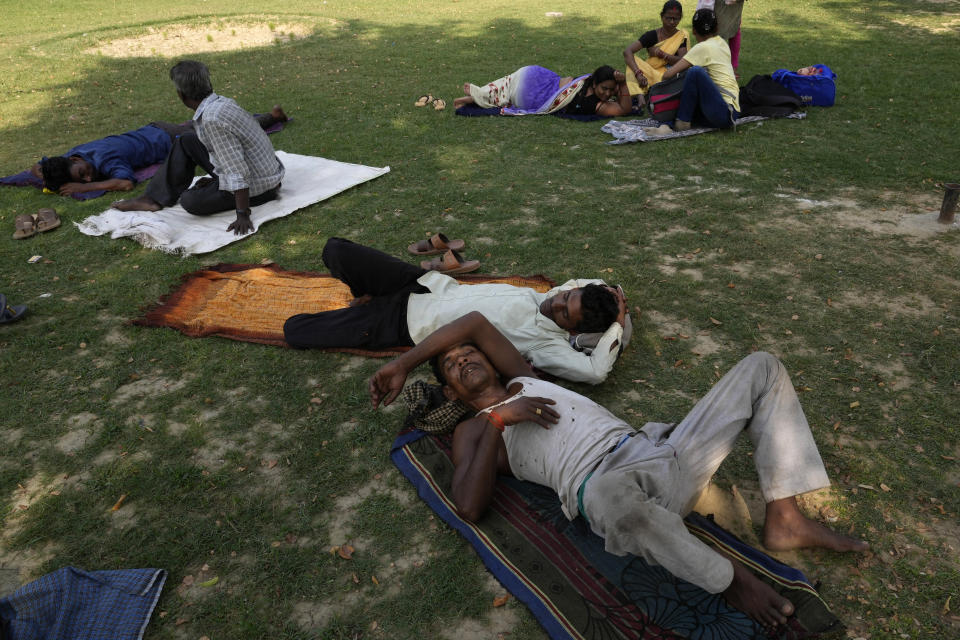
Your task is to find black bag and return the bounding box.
[647,73,686,122]
[738,74,803,117]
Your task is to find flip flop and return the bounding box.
[408,233,465,256]
[414,94,433,107]
[0,294,27,324]
[432,98,446,111]
[35,208,61,233]
[13,214,36,239]
[420,249,480,275]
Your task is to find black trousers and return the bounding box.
[143,130,279,216]
[283,238,428,349]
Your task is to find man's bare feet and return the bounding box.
[762,497,870,552]
[271,104,289,122]
[112,196,162,212]
[453,95,476,109]
[723,557,794,629]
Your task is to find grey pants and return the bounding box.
[582,351,830,593]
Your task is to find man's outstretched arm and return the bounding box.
[368,311,534,408]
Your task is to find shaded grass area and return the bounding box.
[1,0,959,638]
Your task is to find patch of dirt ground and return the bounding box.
[87,19,324,58]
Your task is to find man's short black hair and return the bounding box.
[576,284,619,333]
[39,156,72,191]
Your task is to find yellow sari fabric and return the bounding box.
[626,29,689,95]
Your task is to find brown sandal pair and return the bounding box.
[13,208,60,239]
[408,233,479,275]
[414,94,446,110]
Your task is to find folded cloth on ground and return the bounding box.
[0,567,166,640]
[392,428,845,640]
[75,151,390,254]
[133,263,555,355]
[602,112,806,144]
[1,119,287,200]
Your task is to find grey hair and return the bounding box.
[169,60,213,101]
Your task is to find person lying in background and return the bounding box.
[34,106,286,196]
[453,65,634,117]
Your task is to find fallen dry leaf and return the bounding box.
[371,575,379,585]
[174,617,189,626]
[880,483,891,492]
[110,494,127,511]
[493,594,511,607]
[370,621,379,631]
[338,544,355,560]
[352,574,360,584]
[849,401,860,408]
[181,575,195,586]
[858,484,876,491]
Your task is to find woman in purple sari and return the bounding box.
[452,65,634,117]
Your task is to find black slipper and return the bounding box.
[0,294,27,324]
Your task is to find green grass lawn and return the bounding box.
[1,1,958,638]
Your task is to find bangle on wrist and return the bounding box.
[486,411,505,432]
[236,208,251,216]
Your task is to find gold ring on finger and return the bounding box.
[535,408,542,415]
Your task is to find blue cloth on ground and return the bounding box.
[771,65,837,107]
[0,566,167,640]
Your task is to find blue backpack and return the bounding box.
[771,64,837,107]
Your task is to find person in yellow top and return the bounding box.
[622,1,688,96]
[660,8,740,131]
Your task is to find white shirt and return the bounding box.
[484,377,634,519]
[405,272,623,384]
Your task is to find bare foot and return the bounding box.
[348,294,373,307]
[112,197,162,212]
[271,104,289,122]
[723,558,794,629]
[762,497,869,552]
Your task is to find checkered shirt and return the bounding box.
[193,93,284,196]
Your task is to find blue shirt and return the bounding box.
[66,125,172,182]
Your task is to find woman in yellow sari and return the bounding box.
[622,0,688,96]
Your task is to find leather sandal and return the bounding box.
[35,208,61,233]
[420,249,479,275]
[414,94,433,107]
[407,232,465,256]
[13,214,36,239]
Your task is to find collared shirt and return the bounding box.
[193,93,284,196]
[405,272,623,384]
[67,125,171,182]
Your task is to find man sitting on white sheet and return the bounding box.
[368,312,869,629]
[113,60,284,236]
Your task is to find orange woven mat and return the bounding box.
[133,263,556,356]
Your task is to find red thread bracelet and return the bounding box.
[486,411,505,432]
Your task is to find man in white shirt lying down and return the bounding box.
[368,312,869,629]
[284,237,629,384]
